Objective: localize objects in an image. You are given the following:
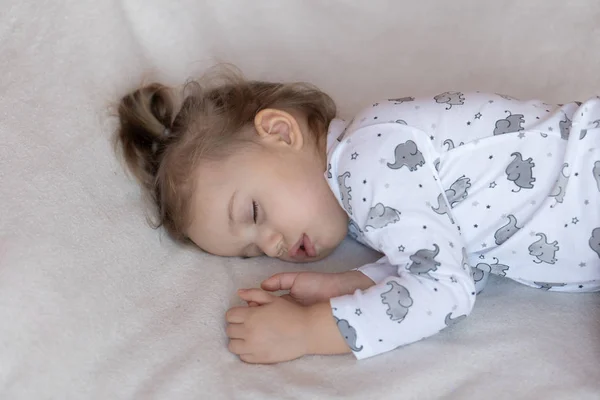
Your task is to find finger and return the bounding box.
[247,301,260,307]
[237,288,275,305]
[261,272,300,291]
[228,338,247,355]
[226,323,246,339]
[225,307,247,323]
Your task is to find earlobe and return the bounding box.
[254,109,304,150]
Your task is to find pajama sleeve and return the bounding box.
[328,122,476,360]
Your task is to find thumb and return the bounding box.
[237,288,275,305]
[261,272,300,292]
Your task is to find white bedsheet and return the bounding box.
[1,1,599,399]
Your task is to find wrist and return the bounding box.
[337,271,375,295]
[305,302,351,355]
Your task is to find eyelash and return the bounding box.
[252,201,259,223]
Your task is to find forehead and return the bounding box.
[186,152,257,257]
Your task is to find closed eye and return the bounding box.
[252,201,259,223]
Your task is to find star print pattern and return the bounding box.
[325,91,600,361]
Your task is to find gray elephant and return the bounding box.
[580,120,600,140]
[334,317,363,352]
[444,312,467,327]
[443,139,464,151]
[445,176,471,207]
[476,257,510,277]
[431,176,471,221]
[434,91,465,110]
[549,163,570,207]
[380,281,413,322]
[494,214,521,245]
[388,96,415,104]
[506,152,536,192]
[431,195,451,221]
[365,203,401,231]
[471,266,488,284]
[528,233,559,264]
[493,111,525,135]
[534,282,567,290]
[590,228,600,259]
[337,172,353,215]
[593,161,600,192]
[408,244,441,275]
[387,140,426,171]
[559,114,572,140]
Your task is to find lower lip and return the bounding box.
[302,234,317,257]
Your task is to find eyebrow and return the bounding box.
[228,191,251,258]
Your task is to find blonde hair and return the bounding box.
[114,66,337,241]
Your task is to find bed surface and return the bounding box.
[1,1,599,398]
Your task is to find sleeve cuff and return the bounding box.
[356,262,398,284]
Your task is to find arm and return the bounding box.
[327,116,476,360]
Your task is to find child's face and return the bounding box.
[187,109,349,262]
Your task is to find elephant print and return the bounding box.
[365,203,401,231]
[327,163,332,179]
[528,233,559,264]
[590,228,600,259]
[380,281,413,322]
[388,96,415,104]
[407,244,441,275]
[593,161,600,192]
[337,172,353,215]
[476,257,510,277]
[443,139,464,151]
[559,114,572,140]
[445,175,471,207]
[431,176,471,221]
[506,152,536,192]
[387,140,426,171]
[471,266,488,284]
[494,214,521,245]
[493,111,525,135]
[580,120,600,140]
[549,163,570,207]
[334,317,363,352]
[434,91,465,110]
[444,312,467,327]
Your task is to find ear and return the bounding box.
[254,109,304,150]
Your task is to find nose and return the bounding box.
[257,227,285,258]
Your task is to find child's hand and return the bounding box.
[261,270,375,305]
[226,289,311,364]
